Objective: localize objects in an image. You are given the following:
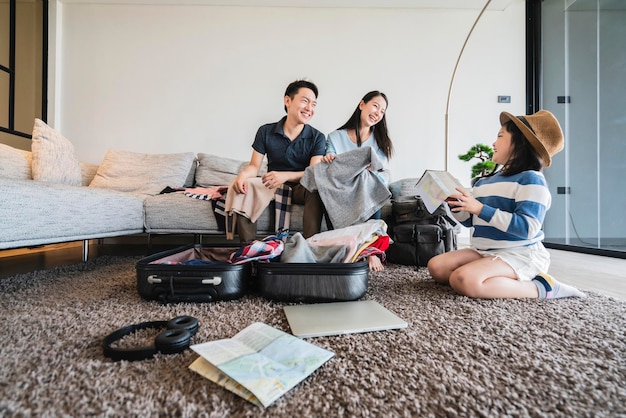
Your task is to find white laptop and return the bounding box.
[283,300,408,338]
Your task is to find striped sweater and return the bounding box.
[454,170,551,251]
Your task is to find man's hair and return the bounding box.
[284,80,318,112]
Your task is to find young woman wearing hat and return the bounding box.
[427,110,585,299]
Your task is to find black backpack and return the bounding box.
[386,195,460,267]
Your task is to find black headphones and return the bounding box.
[102,316,199,361]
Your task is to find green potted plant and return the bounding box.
[458,143,496,185]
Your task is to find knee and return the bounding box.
[449,269,480,298]
[427,255,447,283]
[304,190,321,204]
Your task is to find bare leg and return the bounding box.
[449,256,539,299]
[427,249,483,284]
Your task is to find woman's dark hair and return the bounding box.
[338,91,394,159]
[283,80,318,112]
[500,120,543,176]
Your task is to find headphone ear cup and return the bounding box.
[103,316,199,361]
[155,328,191,354]
[167,316,199,337]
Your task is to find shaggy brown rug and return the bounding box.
[1,255,625,417]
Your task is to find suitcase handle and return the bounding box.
[146,275,223,286]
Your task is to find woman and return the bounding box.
[427,110,585,299]
[322,91,394,271]
[322,90,394,184]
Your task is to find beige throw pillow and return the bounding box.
[31,119,82,186]
[89,149,196,195]
[80,162,100,186]
[0,144,32,180]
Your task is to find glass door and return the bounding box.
[541,0,626,255]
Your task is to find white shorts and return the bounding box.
[476,242,550,281]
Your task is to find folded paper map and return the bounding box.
[415,170,468,214]
[189,322,334,408]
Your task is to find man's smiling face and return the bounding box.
[284,87,317,125]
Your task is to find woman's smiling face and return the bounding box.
[359,95,387,128]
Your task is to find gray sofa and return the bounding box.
[0,145,318,260]
[0,120,408,261]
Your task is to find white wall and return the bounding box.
[52,0,526,184]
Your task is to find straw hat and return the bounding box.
[499,110,564,167]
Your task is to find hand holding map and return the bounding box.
[414,170,469,214]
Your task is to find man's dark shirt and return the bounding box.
[252,116,326,172]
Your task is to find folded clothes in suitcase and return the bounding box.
[256,261,369,303]
[136,244,251,303]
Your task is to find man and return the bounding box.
[231,80,326,242]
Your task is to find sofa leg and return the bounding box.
[82,240,89,262]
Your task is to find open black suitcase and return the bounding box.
[136,244,251,303]
[256,261,369,303]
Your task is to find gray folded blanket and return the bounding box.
[280,232,351,263]
[300,147,391,229]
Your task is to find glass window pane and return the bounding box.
[0,1,8,67]
[0,70,8,128]
[14,0,42,134]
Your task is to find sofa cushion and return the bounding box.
[0,178,144,249]
[194,153,248,187]
[389,177,420,198]
[89,149,196,195]
[144,192,222,233]
[184,157,198,187]
[144,191,307,235]
[0,144,32,180]
[31,119,82,186]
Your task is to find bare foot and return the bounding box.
[368,255,384,272]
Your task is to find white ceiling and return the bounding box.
[58,0,515,11]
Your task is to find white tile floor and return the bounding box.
[548,248,626,300]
